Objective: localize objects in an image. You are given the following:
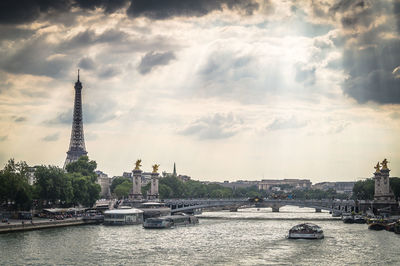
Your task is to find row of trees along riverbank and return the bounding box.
[352,178,400,200]
[110,176,350,200]
[0,156,101,211]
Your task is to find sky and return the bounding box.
[0,0,399,183]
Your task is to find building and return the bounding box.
[122,172,132,178]
[64,70,88,168]
[219,180,259,190]
[258,179,311,191]
[27,166,39,185]
[312,181,355,194]
[161,163,191,182]
[95,170,111,199]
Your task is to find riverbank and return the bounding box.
[198,216,341,221]
[0,218,99,234]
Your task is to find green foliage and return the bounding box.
[110,176,131,194]
[390,177,400,200]
[291,188,348,200]
[159,183,173,199]
[0,159,32,210]
[156,176,264,199]
[142,182,151,196]
[113,180,132,199]
[33,156,100,207]
[65,156,97,181]
[352,177,400,200]
[160,175,186,198]
[352,178,375,200]
[34,165,70,205]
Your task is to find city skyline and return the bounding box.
[0,1,400,182]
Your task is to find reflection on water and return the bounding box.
[1,206,399,265]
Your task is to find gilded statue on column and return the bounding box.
[152,164,160,173]
[135,159,142,170]
[374,162,380,173]
[381,158,389,170]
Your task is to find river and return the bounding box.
[1,206,399,265]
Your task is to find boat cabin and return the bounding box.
[104,208,144,225]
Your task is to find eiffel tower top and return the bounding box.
[75,69,82,90]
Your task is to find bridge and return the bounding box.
[163,198,359,215]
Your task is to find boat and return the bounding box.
[288,223,324,239]
[353,215,366,224]
[137,202,171,219]
[394,220,400,234]
[143,214,198,229]
[368,220,386,231]
[385,222,396,232]
[342,215,354,224]
[103,208,144,225]
[82,210,104,224]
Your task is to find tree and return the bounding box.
[65,156,97,181]
[34,165,72,206]
[0,159,32,210]
[160,175,186,198]
[113,180,132,199]
[65,156,100,207]
[390,177,400,200]
[352,179,374,200]
[159,184,173,199]
[110,176,131,194]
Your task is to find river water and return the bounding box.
[1,206,399,265]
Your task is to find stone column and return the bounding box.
[131,169,143,200]
[148,172,159,200]
[373,169,382,200]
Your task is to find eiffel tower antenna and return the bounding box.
[64,70,87,168]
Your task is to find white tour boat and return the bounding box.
[288,223,324,239]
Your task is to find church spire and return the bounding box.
[173,162,177,177]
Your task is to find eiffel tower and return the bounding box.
[64,70,88,168]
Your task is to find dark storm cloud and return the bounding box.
[0,36,72,78]
[42,132,60,142]
[127,0,259,19]
[58,29,128,52]
[138,51,175,74]
[0,0,259,25]
[324,0,400,104]
[0,26,35,41]
[78,57,96,70]
[180,113,243,140]
[0,0,128,25]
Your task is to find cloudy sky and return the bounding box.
[0,0,399,182]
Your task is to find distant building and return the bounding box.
[95,170,111,198]
[27,166,39,185]
[178,175,191,182]
[219,180,259,190]
[258,179,311,191]
[161,163,191,182]
[313,181,355,194]
[141,172,152,185]
[122,172,132,179]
